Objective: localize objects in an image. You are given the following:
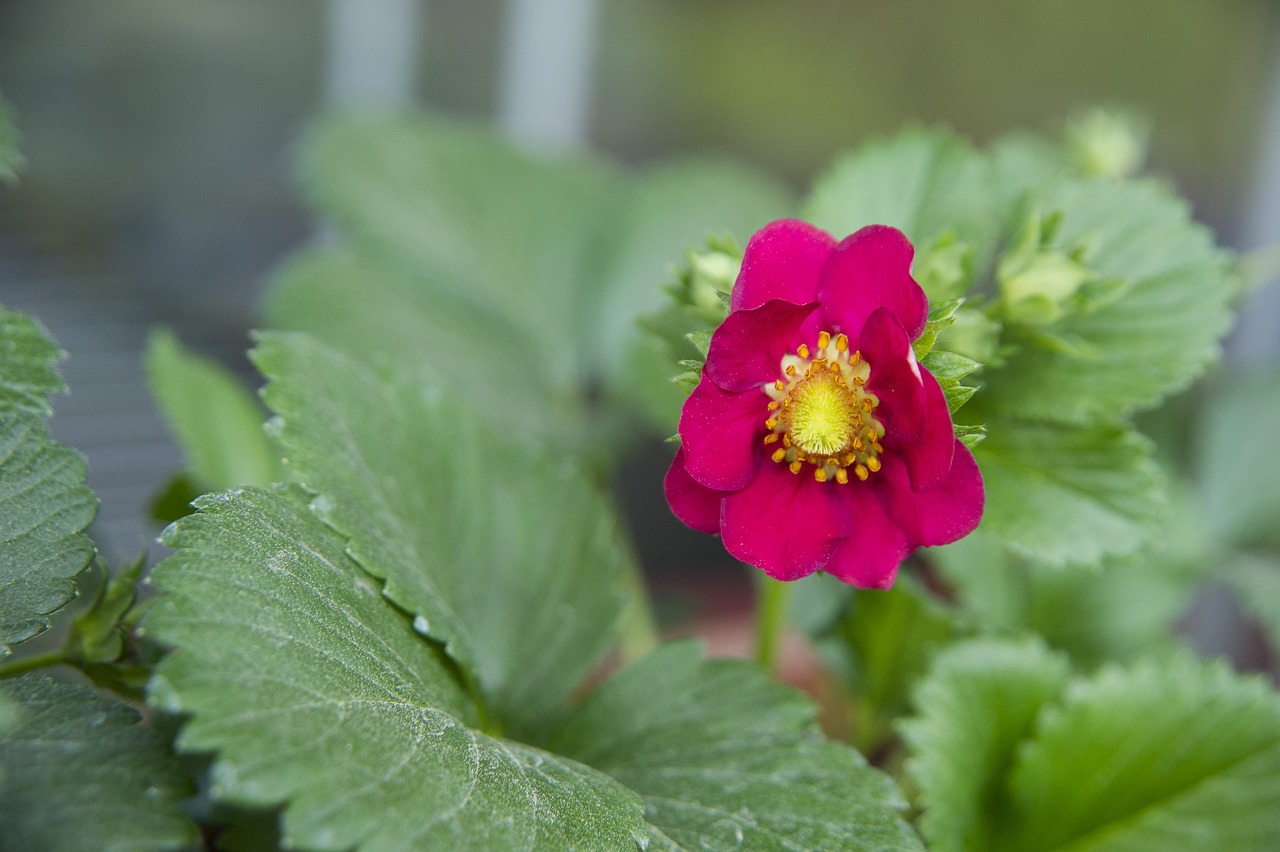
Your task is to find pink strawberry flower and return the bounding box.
[664,220,984,588]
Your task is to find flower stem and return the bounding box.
[0,649,72,680]
[754,575,793,674]
[617,557,659,664]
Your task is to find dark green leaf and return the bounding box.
[552,642,923,851]
[253,333,629,738]
[146,487,647,851]
[0,307,96,649]
[0,674,197,851]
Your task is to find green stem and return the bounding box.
[754,575,793,674]
[616,556,660,664]
[0,649,73,680]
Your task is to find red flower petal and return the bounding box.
[704,299,817,392]
[730,220,836,312]
[823,485,911,589]
[902,370,956,491]
[818,225,927,341]
[721,462,849,580]
[678,376,765,490]
[878,440,985,547]
[860,307,927,442]
[664,447,722,534]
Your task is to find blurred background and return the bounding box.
[1,1,1278,655]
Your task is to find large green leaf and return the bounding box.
[901,639,1072,852]
[296,110,616,392]
[146,328,283,491]
[996,656,1280,851]
[551,642,923,851]
[0,307,97,649]
[972,416,1163,565]
[980,178,1235,423]
[271,112,790,451]
[253,333,628,738]
[0,674,198,851]
[803,129,999,287]
[146,487,647,851]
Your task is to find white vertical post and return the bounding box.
[326,0,421,106]
[498,0,598,151]
[1231,26,1280,366]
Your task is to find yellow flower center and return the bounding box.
[762,331,884,484]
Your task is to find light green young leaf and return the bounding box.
[980,179,1235,424]
[0,674,198,851]
[253,333,629,738]
[146,487,647,852]
[996,655,1280,851]
[900,639,1072,852]
[146,328,283,491]
[804,129,998,284]
[0,307,97,649]
[1199,369,1280,549]
[972,416,1163,566]
[551,642,923,851]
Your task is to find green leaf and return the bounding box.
[995,655,1280,852]
[1199,370,1280,549]
[0,674,198,851]
[980,179,1235,423]
[900,638,1072,852]
[298,111,616,393]
[253,333,629,737]
[263,243,570,446]
[146,329,283,491]
[972,416,1163,565]
[931,517,1202,669]
[0,306,64,416]
[804,129,998,284]
[0,308,97,649]
[146,486,647,851]
[551,642,923,851]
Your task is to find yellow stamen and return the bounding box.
[835,333,849,352]
[771,448,787,463]
[855,464,869,481]
[866,456,881,473]
[789,460,803,475]
[818,331,831,348]
[763,433,779,445]
[765,418,778,430]
[835,468,849,484]
[797,343,809,359]
[814,468,827,482]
